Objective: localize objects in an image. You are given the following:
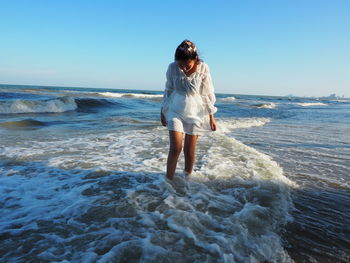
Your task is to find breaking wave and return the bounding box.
[0,96,77,114]
[0,96,126,114]
[296,102,328,107]
[216,117,271,133]
[98,92,163,100]
[254,103,276,109]
[218,96,236,102]
[0,123,297,262]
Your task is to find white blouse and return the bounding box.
[161,61,218,131]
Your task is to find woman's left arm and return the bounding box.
[209,113,217,131]
[200,64,218,130]
[200,64,218,115]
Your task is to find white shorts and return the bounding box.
[167,116,203,135]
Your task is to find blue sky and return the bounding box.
[1,0,349,97]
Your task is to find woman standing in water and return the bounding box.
[160,39,218,180]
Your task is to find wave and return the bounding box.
[75,97,116,108]
[217,117,271,133]
[0,96,127,114]
[0,96,77,114]
[218,96,236,102]
[0,125,297,262]
[98,92,163,100]
[296,102,328,107]
[0,118,49,129]
[254,102,276,109]
[104,116,159,125]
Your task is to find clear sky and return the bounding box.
[1,0,349,97]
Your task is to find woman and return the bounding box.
[160,39,218,180]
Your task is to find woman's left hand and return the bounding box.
[209,115,217,131]
[160,110,167,127]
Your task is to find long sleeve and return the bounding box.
[161,63,174,115]
[200,64,218,115]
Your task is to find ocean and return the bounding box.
[0,84,349,263]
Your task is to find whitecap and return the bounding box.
[98,92,163,100]
[296,102,328,107]
[218,96,236,102]
[0,96,77,114]
[216,117,271,133]
[254,102,276,109]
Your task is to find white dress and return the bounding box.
[161,61,218,135]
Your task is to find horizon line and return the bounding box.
[0,82,348,100]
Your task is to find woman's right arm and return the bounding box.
[160,63,174,126]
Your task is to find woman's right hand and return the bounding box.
[160,111,167,127]
[209,114,217,131]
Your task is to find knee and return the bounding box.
[169,145,182,156]
[183,146,194,157]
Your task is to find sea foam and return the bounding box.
[0,96,77,114]
[254,102,277,109]
[218,96,236,102]
[0,120,297,262]
[216,117,271,133]
[98,92,163,100]
[296,102,328,107]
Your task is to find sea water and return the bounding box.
[0,84,349,262]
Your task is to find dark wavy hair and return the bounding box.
[174,39,203,65]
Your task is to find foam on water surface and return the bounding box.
[253,103,276,109]
[0,96,77,114]
[296,102,328,107]
[1,85,349,262]
[0,117,297,262]
[216,118,271,133]
[98,92,163,100]
[218,96,236,102]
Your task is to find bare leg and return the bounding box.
[166,130,184,180]
[184,133,199,175]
